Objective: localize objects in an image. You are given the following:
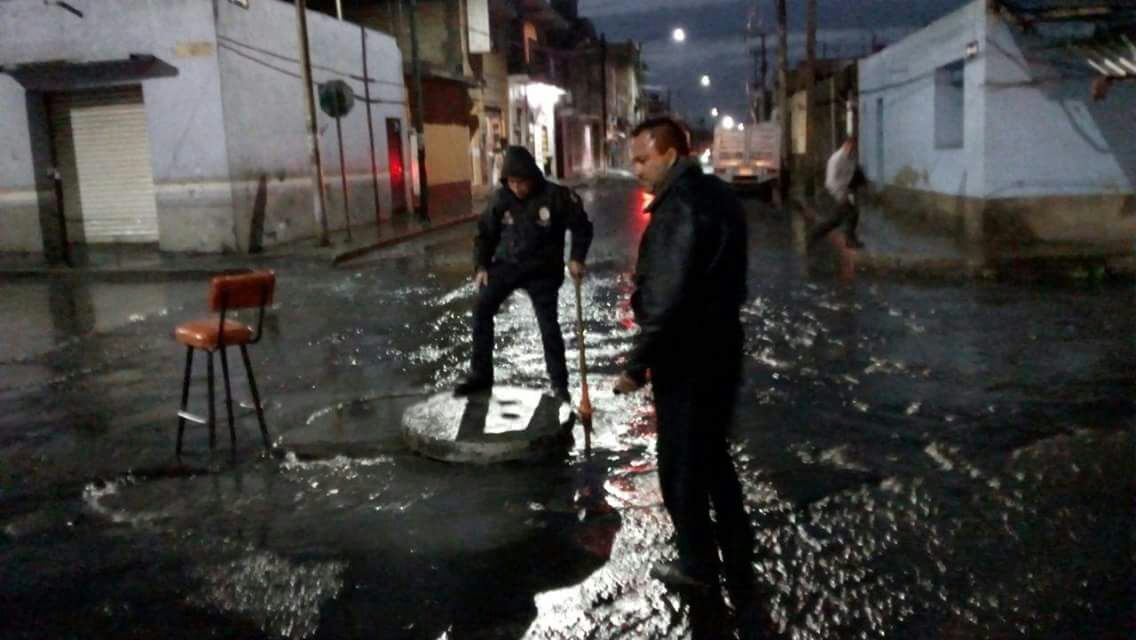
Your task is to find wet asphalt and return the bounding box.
[0,178,1133,639]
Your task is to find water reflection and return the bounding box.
[0,183,1132,639]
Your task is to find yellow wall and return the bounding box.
[425,123,473,185]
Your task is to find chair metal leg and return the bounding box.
[207,350,216,450]
[240,345,271,451]
[219,346,237,448]
[176,346,194,456]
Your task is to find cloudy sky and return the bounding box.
[577,0,972,126]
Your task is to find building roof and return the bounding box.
[996,0,1136,79]
[997,0,1136,22]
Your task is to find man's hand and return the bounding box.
[473,269,489,288]
[613,372,644,395]
[569,260,586,282]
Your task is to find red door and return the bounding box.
[386,118,407,214]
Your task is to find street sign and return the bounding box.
[318,80,355,118]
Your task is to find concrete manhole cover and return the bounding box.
[402,386,575,464]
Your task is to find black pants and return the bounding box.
[809,197,860,245]
[653,348,755,603]
[470,263,568,390]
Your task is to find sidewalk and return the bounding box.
[0,193,489,279]
[794,197,1136,282]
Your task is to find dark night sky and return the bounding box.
[577,0,972,126]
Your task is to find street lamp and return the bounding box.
[710,107,719,117]
[700,74,711,88]
[738,123,745,131]
[721,115,736,130]
[672,27,686,43]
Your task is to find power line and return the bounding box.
[216,42,406,106]
[216,34,406,89]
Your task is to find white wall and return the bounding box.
[858,1,987,199]
[0,0,232,251]
[215,0,409,248]
[982,15,1135,199]
[858,0,1135,204]
[0,0,231,183]
[0,0,235,254]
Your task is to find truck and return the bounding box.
[711,121,780,195]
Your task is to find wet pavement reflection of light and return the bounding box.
[0,179,1133,639]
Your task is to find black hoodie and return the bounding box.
[473,146,593,273]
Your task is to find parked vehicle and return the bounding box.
[711,122,780,194]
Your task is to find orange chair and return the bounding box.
[174,271,275,455]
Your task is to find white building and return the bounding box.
[0,0,410,259]
[858,0,1135,254]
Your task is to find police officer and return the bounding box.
[455,146,594,402]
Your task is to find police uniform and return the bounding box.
[462,146,593,396]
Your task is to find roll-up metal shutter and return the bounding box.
[50,87,160,243]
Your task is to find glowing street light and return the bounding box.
[672,27,686,43]
[738,123,745,131]
[721,115,736,130]
[710,107,719,117]
[700,74,711,87]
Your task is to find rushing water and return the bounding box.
[1,180,1132,639]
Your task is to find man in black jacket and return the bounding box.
[455,146,593,402]
[614,118,758,630]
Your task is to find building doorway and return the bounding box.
[49,86,159,244]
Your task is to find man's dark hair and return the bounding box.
[631,117,691,157]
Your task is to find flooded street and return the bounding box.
[1,179,1133,639]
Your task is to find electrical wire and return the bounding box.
[216,41,407,106]
[216,34,405,89]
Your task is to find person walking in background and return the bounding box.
[810,136,865,249]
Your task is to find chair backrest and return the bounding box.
[208,271,275,312]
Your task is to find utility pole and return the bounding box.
[746,2,758,123]
[776,0,789,203]
[600,34,608,171]
[760,32,768,120]
[295,0,330,246]
[408,0,430,221]
[805,0,818,199]
[362,26,382,234]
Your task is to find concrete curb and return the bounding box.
[851,251,1136,283]
[792,203,1135,283]
[331,213,478,266]
[853,254,981,281]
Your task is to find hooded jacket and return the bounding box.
[473,146,593,274]
[625,158,749,383]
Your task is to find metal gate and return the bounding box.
[50,87,160,243]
